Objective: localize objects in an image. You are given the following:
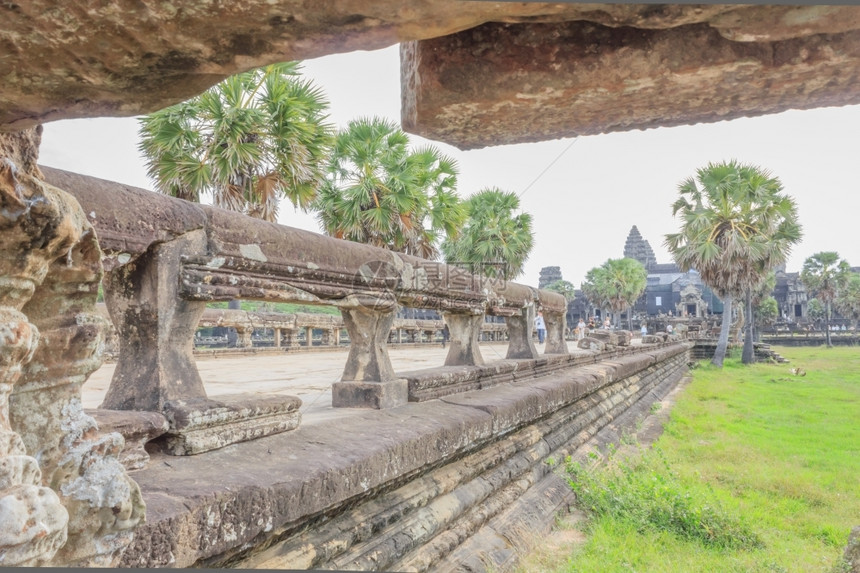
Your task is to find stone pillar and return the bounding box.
[1,136,143,567]
[101,230,208,412]
[321,329,334,346]
[274,328,282,348]
[543,309,569,354]
[305,326,313,347]
[332,307,407,409]
[335,328,341,346]
[235,326,253,348]
[282,329,299,348]
[0,147,71,566]
[505,305,540,359]
[442,313,485,366]
[397,328,403,343]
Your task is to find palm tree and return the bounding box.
[315,117,464,258]
[581,258,647,329]
[441,188,533,279]
[138,61,333,222]
[544,279,576,301]
[800,252,850,347]
[665,160,802,367]
[834,271,860,339]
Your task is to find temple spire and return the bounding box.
[623,225,656,270]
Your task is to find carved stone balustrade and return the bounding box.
[41,166,566,427]
[1,132,142,567]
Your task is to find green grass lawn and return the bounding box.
[524,346,860,573]
[206,300,341,316]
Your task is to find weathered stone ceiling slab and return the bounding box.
[402,12,860,149]
[2,2,860,144]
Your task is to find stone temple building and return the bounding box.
[538,266,563,289]
[623,226,724,318]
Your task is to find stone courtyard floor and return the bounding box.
[83,341,520,425]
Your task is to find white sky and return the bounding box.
[39,45,860,288]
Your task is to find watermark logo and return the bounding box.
[353,259,510,310]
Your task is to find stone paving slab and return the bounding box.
[83,342,521,424]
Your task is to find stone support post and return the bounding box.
[505,305,540,359]
[101,231,208,411]
[235,327,253,349]
[320,329,334,346]
[305,326,313,347]
[442,313,485,366]
[274,328,282,348]
[332,307,407,409]
[282,329,299,348]
[543,309,569,354]
[1,133,143,567]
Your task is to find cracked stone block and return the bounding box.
[160,394,302,455]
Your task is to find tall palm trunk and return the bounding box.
[712,293,733,367]
[742,290,756,364]
[825,301,833,347]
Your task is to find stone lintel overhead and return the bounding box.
[401,20,860,149]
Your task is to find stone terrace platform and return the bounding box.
[82,339,690,569]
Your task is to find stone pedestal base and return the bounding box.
[332,379,409,409]
[160,394,302,455]
[86,409,169,471]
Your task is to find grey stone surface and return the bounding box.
[442,312,485,366]
[543,309,569,355]
[1,135,143,567]
[86,409,169,471]
[845,525,860,573]
[117,342,691,568]
[403,15,860,148]
[340,307,397,383]
[505,306,540,360]
[101,230,209,411]
[331,379,409,409]
[578,336,607,351]
[615,330,633,346]
[160,393,302,455]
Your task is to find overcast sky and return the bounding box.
[39,45,860,288]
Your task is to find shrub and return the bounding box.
[565,448,763,550]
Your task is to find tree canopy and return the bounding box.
[801,251,850,346]
[544,279,577,301]
[139,62,333,222]
[664,160,801,366]
[581,258,647,329]
[835,271,860,332]
[314,117,464,258]
[441,188,534,279]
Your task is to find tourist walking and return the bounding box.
[577,318,586,341]
[535,311,546,344]
[641,323,648,337]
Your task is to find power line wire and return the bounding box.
[517,138,579,198]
